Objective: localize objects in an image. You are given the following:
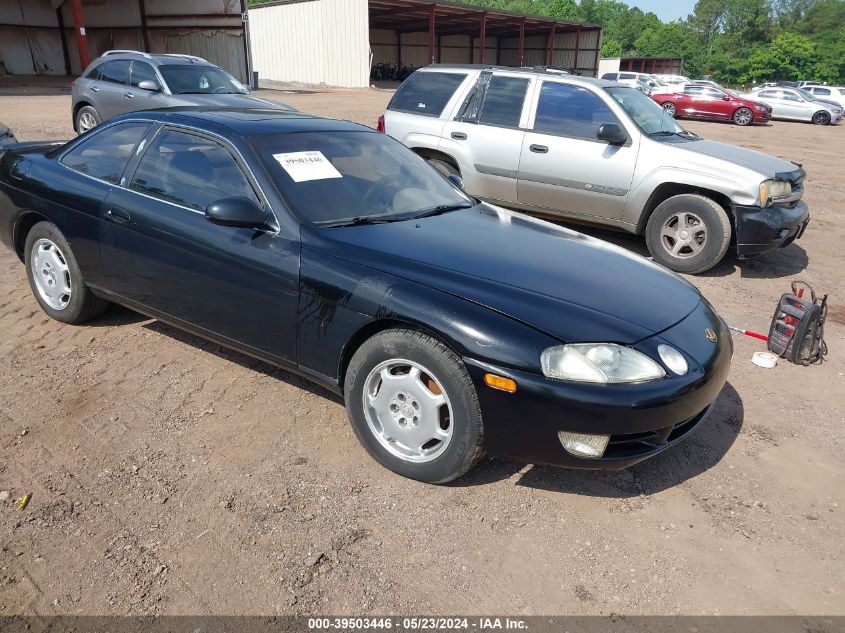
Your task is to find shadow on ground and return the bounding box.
[456,381,744,496]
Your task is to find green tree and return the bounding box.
[742,31,818,82]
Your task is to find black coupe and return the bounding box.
[0,109,732,483]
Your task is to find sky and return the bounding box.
[636,0,698,22]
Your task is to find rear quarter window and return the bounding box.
[388,71,467,117]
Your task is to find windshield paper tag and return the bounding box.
[273,151,342,183]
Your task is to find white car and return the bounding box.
[600,72,677,94]
[803,85,845,108]
[746,87,844,125]
[654,74,692,86]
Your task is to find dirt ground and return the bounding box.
[0,79,843,617]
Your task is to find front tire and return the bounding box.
[645,194,731,274]
[75,105,101,134]
[733,107,753,126]
[344,328,484,484]
[662,102,677,117]
[812,111,831,126]
[24,221,109,323]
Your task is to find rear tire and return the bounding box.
[812,111,831,126]
[733,107,753,126]
[427,158,460,179]
[645,194,731,274]
[24,221,109,324]
[75,105,101,134]
[344,328,484,484]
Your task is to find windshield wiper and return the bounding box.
[315,216,396,228]
[412,202,474,219]
[648,130,677,137]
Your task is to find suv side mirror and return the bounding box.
[596,123,628,145]
[206,197,267,229]
[137,79,161,92]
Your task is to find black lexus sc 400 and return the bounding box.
[0,109,733,483]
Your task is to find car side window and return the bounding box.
[782,91,802,102]
[533,82,619,141]
[684,86,703,96]
[130,61,159,89]
[478,76,530,128]
[620,73,636,80]
[100,60,130,85]
[130,129,259,211]
[85,63,103,80]
[814,88,831,96]
[600,73,616,80]
[758,90,777,98]
[61,122,152,184]
[388,72,467,117]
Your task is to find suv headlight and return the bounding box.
[541,344,666,384]
[759,179,791,205]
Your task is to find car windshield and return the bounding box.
[251,131,474,226]
[159,64,248,95]
[605,86,684,135]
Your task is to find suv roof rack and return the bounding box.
[159,53,208,63]
[102,50,152,59]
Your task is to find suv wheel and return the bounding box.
[76,106,101,134]
[812,111,831,126]
[344,328,484,484]
[645,194,731,274]
[733,108,753,126]
[427,158,460,179]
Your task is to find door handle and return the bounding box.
[124,92,135,99]
[105,207,131,224]
[530,144,549,154]
[451,132,467,140]
[90,86,100,92]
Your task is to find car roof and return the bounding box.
[419,64,617,88]
[114,107,370,136]
[93,50,215,66]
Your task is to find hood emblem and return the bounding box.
[705,328,718,343]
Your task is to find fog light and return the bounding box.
[558,431,610,457]
[657,344,688,376]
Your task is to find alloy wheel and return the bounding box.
[31,238,72,310]
[734,108,753,125]
[78,111,97,133]
[662,102,677,117]
[659,211,708,260]
[362,358,453,463]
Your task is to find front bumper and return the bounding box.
[464,300,733,470]
[734,200,809,259]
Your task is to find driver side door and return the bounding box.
[99,126,300,364]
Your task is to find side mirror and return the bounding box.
[447,173,465,190]
[137,79,161,92]
[596,123,628,146]
[206,197,267,229]
[723,95,732,101]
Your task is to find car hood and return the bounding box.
[167,93,295,111]
[306,205,703,345]
[678,139,800,177]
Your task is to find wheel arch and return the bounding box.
[13,211,52,262]
[71,101,92,132]
[411,147,460,172]
[636,183,733,234]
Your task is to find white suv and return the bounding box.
[380,65,810,273]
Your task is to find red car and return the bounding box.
[652,85,772,126]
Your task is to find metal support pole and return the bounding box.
[573,26,581,72]
[518,18,525,67]
[56,7,71,75]
[428,5,436,64]
[139,0,151,52]
[546,23,556,66]
[396,30,402,67]
[479,12,486,64]
[68,0,90,71]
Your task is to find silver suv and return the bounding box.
[381,65,810,273]
[72,50,293,133]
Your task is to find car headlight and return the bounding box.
[759,179,791,205]
[754,105,767,112]
[657,344,688,375]
[540,344,666,384]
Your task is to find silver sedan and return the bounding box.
[746,87,843,125]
